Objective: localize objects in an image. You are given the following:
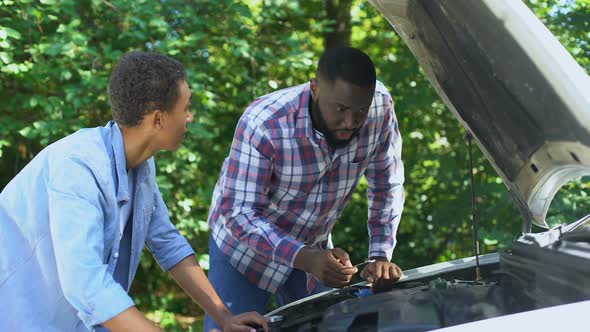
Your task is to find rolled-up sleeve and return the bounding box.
[47,155,134,329]
[145,186,195,271]
[365,92,405,261]
[219,116,304,267]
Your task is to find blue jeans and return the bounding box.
[204,237,330,332]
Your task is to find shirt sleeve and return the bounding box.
[218,115,304,267]
[145,182,195,271]
[364,90,405,261]
[47,155,134,329]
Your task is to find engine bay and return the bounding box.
[264,231,590,332]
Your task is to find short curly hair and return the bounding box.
[109,51,186,126]
[317,47,376,87]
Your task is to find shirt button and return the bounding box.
[114,252,119,258]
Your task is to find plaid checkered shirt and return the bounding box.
[207,81,405,293]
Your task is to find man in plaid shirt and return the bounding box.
[205,47,404,330]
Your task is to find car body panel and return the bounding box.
[435,300,590,332]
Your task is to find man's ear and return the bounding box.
[310,78,319,100]
[152,110,164,130]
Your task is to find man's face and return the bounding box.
[311,78,374,148]
[161,80,193,151]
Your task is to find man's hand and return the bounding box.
[294,247,357,288]
[220,312,268,332]
[169,256,268,332]
[360,259,403,291]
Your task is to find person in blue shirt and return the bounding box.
[0,51,267,332]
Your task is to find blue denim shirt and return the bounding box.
[0,122,195,331]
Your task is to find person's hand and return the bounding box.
[308,247,358,288]
[220,312,268,332]
[294,247,358,288]
[360,259,402,291]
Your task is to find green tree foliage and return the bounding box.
[0,0,588,329]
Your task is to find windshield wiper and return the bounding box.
[560,228,590,243]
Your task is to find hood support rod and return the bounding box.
[466,132,482,281]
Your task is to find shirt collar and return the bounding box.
[110,122,149,204]
[297,83,322,142]
[110,122,130,204]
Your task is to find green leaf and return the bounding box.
[0,52,10,64]
[18,126,34,138]
[0,26,21,40]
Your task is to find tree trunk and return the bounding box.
[324,0,352,49]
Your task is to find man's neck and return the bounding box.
[119,125,155,169]
[308,95,321,132]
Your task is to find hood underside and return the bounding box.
[368,0,590,229]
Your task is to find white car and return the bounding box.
[261,0,590,331]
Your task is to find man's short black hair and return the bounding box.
[317,47,376,87]
[109,51,186,126]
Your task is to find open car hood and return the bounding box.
[368,0,590,230]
